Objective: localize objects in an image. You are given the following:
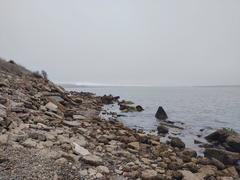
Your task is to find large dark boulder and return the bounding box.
[155,106,168,120]
[205,129,240,153]
[226,135,240,153]
[205,129,232,143]
[204,148,240,165]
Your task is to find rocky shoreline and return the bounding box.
[0,59,239,180]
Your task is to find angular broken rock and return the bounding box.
[45,102,58,113]
[72,142,90,156]
[22,138,37,148]
[141,169,158,180]
[0,104,7,118]
[82,155,103,166]
[97,166,110,174]
[73,114,86,120]
[180,170,201,180]
[70,136,87,147]
[63,120,81,127]
[48,96,65,103]
[29,132,47,141]
[204,148,240,165]
[128,142,140,150]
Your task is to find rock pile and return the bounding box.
[205,129,240,169]
[0,59,239,179]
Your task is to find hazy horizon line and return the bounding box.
[58,82,240,88]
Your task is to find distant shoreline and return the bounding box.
[59,83,240,88]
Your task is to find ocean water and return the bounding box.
[66,86,240,150]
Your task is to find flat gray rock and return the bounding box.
[82,155,103,166]
[72,142,90,156]
[63,120,81,127]
[73,114,86,120]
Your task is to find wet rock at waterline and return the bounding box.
[204,148,240,165]
[168,137,186,149]
[101,94,120,104]
[136,105,144,112]
[155,106,168,120]
[119,104,144,112]
[157,125,169,135]
[205,128,233,142]
[206,128,240,153]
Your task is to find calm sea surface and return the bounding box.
[67,86,240,150]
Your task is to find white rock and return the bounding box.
[72,142,90,156]
[45,102,58,112]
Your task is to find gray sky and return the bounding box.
[0,0,239,86]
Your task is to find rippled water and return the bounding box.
[67,86,240,150]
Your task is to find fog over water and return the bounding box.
[0,0,240,86]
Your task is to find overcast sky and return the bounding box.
[0,0,239,86]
